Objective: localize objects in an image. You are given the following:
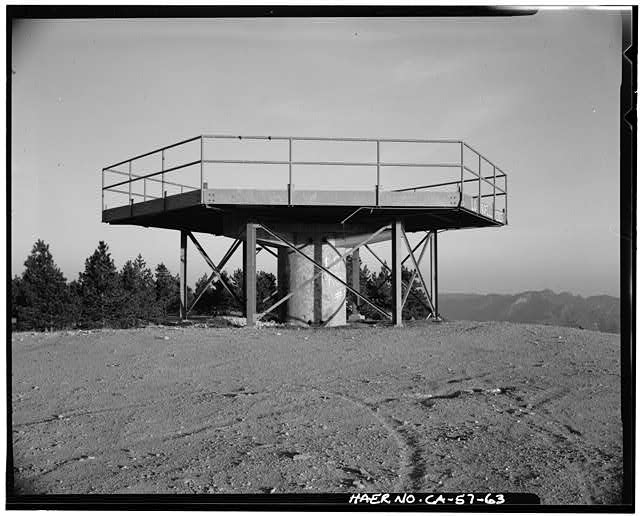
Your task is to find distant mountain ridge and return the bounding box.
[439,289,620,334]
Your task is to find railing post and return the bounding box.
[391,220,402,327]
[128,161,132,205]
[504,175,508,224]
[432,230,438,319]
[200,136,204,203]
[376,140,380,206]
[478,153,481,214]
[101,168,105,211]
[288,138,293,206]
[143,178,146,202]
[161,149,165,197]
[492,164,496,220]
[459,142,464,198]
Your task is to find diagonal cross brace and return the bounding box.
[188,238,242,315]
[402,232,431,309]
[401,232,430,267]
[187,232,242,313]
[400,227,435,315]
[256,224,392,321]
[257,243,278,259]
[188,237,241,315]
[363,237,433,315]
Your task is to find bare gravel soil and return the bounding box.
[10,320,622,504]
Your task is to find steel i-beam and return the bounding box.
[391,220,402,327]
[352,248,361,318]
[243,223,257,327]
[179,230,188,320]
[432,230,439,319]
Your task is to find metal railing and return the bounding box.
[102,134,508,223]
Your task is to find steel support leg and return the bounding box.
[391,220,402,327]
[179,230,188,320]
[432,230,439,320]
[243,223,257,327]
[351,248,361,319]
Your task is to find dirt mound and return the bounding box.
[10,320,622,503]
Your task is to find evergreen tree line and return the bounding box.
[11,240,431,331]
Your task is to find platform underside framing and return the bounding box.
[181,220,439,327]
[102,187,504,237]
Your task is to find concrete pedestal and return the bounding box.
[279,238,346,327]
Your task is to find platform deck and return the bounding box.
[101,134,508,238]
[102,187,504,237]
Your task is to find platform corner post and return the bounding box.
[351,248,361,319]
[179,230,188,320]
[244,223,257,327]
[391,220,403,327]
[200,135,204,204]
[431,230,439,320]
[375,140,381,206]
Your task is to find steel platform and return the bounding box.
[103,186,504,240]
[101,134,508,239]
[101,134,509,326]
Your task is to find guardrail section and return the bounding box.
[102,135,508,224]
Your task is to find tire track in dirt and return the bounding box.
[13,401,153,428]
[520,416,605,504]
[495,384,614,504]
[290,384,414,492]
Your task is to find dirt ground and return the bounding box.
[10,320,622,504]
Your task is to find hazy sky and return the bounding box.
[11,10,624,296]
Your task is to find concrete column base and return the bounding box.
[279,238,346,327]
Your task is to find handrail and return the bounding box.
[105,168,195,191]
[462,141,504,174]
[103,135,202,171]
[462,165,506,193]
[105,160,200,190]
[102,133,508,225]
[201,134,462,144]
[108,188,162,200]
[393,175,506,193]
[202,159,463,168]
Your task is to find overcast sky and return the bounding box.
[11,9,624,296]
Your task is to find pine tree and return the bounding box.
[228,268,276,315]
[120,254,158,327]
[256,271,277,313]
[155,263,180,318]
[193,273,215,315]
[78,241,123,328]
[67,279,83,327]
[11,276,22,320]
[360,263,431,320]
[401,265,430,320]
[15,240,73,330]
[365,265,392,320]
[230,268,244,312]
